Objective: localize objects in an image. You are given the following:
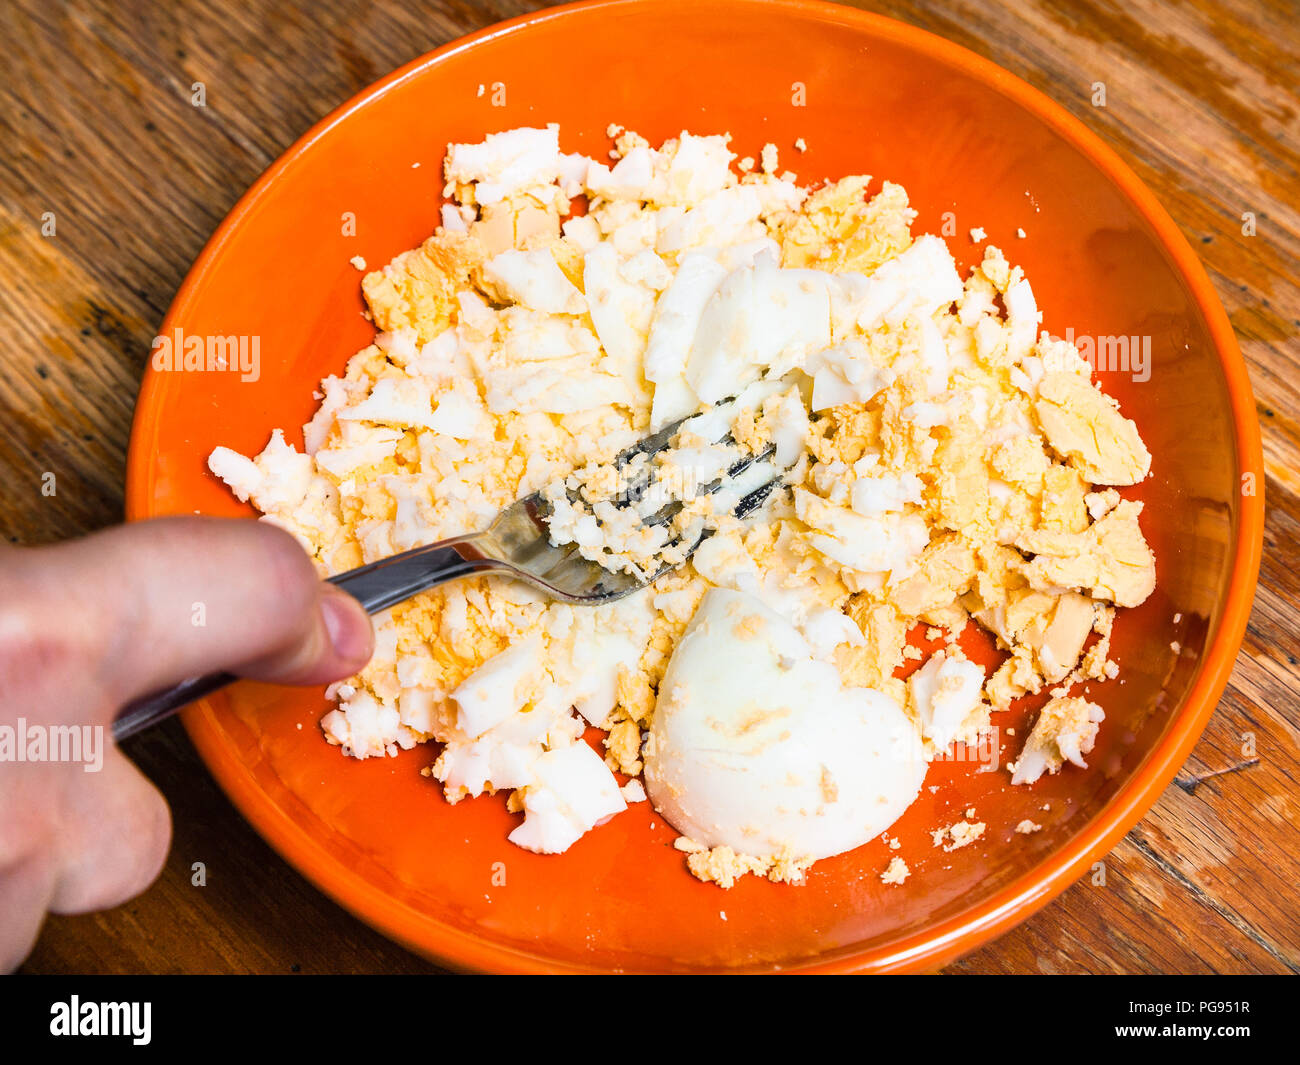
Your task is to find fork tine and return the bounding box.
[604,388,771,499]
[732,475,783,518]
[489,383,799,604]
[638,470,788,583]
[611,410,697,469]
[637,442,778,528]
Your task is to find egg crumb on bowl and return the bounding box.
[207,123,1156,888]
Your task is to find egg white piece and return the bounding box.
[907,650,985,750]
[683,251,832,404]
[644,588,927,860]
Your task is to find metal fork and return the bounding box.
[112,418,783,741]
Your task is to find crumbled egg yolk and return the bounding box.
[209,123,1156,886]
[881,856,911,885]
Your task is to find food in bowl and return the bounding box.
[207,123,1155,887]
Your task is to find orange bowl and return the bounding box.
[126,0,1263,972]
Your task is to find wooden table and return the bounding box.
[4,0,1296,975]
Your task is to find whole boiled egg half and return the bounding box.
[644,587,927,861]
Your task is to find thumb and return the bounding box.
[28,516,374,708]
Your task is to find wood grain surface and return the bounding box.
[2,0,1296,974]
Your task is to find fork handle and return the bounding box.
[326,535,493,613]
[111,536,496,743]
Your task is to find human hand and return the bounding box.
[0,517,373,970]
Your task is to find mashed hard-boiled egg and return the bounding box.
[209,124,1157,888]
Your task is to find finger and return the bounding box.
[47,747,171,915]
[27,517,373,708]
[237,583,374,685]
[0,776,59,972]
[0,851,56,972]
